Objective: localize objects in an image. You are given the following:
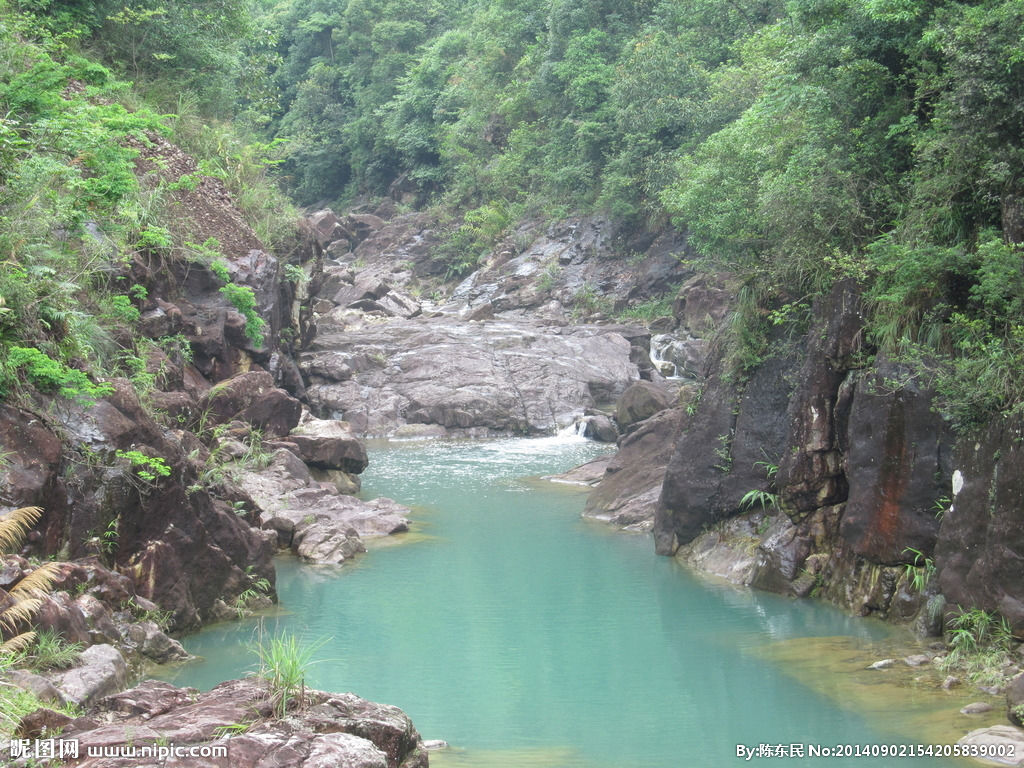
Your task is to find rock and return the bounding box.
[649,332,706,379]
[6,669,66,705]
[958,725,1024,766]
[615,381,673,431]
[124,620,190,663]
[943,675,962,690]
[74,593,122,645]
[289,414,369,474]
[655,352,797,554]
[15,707,75,739]
[302,318,638,436]
[777,280,865,521]
[54,644,128,707]
[868,659,896,670]
[584,408,683,530]
[35,592,91,646]
[961,702,994,714]
[1008,673,1024,726]
[936,417,1024,630]
[904,654,931,667]
[294,524,367,563]
[308,209,355,249]
[377,290,421,319]
[233,449,409,562]
[673,273,733,336]
[198,370,302,438]
[60,678,425,768]
[545,456,611,487]
[304,732,388,768]
[310,467,362,495]
[838,357,952,564]
[581,413,618,442]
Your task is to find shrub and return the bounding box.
[4,346,114,403]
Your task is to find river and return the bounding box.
[157,435,978,767]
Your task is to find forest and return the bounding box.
[1,0,1022,426]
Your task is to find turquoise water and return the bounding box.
[160,437,971,767]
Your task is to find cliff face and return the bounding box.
[652,279,1021,632]
[0,136,319,631]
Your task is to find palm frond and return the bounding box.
[0,598,42,633]
[0,630,36,656]
[9,562,62,598]
[0,506,43,552]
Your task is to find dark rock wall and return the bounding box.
[653,278,1020,627]
[937,418,1024,629]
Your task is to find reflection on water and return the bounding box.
[157,436,970,767]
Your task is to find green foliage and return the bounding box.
[437,201,519,278]
[3,346,114,403]
[902,547,935,594]
[21,628,83,671]
[234,575,271,618]
[616,296,674,322]
[941,607,1016,685]
[0,665,82,737]
[220,282,266,347]
[739,489,779,513]
[251,627,326,718]
[115,449,171,483]
[282,263,305,284]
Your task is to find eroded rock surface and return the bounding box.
[301,318,639,436]
[24,678,430,768]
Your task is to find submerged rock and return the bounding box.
[957,725,1024,767]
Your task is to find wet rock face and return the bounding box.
[1,381,277,631]
[937,418,1024,630]
[197,370,303,438]
[777,280,864,520]
[301,318,639,436]
[583,407,683,531]
[654,354,797,554]
[839,361,950,565]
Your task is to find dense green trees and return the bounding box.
[2,0,1022,426]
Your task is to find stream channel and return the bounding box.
[157,435,979,767]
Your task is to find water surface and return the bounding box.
[161,436,979,767]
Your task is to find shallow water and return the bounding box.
[159,436,982,767]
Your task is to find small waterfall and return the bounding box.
[649,334,681,379]
[556,417,588,441]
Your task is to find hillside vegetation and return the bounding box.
[1,0,1023,430]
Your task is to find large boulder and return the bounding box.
[289,414,369,474]
[233,449,409,564]
[615,381,674,432]
[198,370,302,438]
[838,360,951,564]
[583,407,683,530]
[53,644,128,707]
[655,353,797,554]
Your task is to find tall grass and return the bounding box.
[251,625,326,718]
